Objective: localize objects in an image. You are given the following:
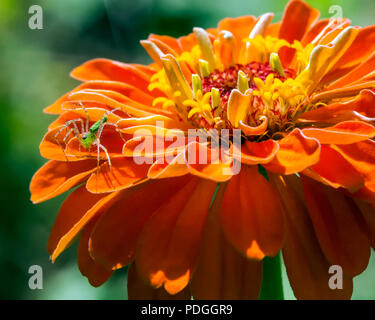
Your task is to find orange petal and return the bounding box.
[39,127,81,162]
[279,0,320,42]
[117,115,186,131]
[264,128,321,175]
[231,139,279,165]
[127,263,191,300]
[239,116,267,136]
[328,52,375,90]
[218,15,256,61]
[86,158,150,193]
[221,165,284,260]
[334,26,375,70]
[264,22,280,38]
[177,33,198,53]
[301,175,371,276]
[135,177,216,295]
[40,116,125,162]
[185,142,235,182]
[48,107,122,131]
[332,140,375,199]
[30,159,97,203]
[299,89,375,122]
[302,121,375,145]
[278,0,320,65]
[65,129,125,159]
[270,173,353,299]
[70,59,152,93]
[44,80,155,114]
[89,176,192,270]
[310,80,375,103]
[147,151,189,179]
[77,216,113,287]
[68,90,166,118]
[307,145,363,192]
[301,19,330,45]
[191,183,262,300]
[354,200,375,250]
[227,89,252,127]
[148,34,183,54]
[123,134,187,159]
[48,186,122,262]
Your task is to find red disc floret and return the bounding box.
[202,62,296,104]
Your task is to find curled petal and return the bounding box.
[264,128,321,175]
[239,116,267,136]
[147,151,189,179]
[231,139,279,165]
[227,89,252,127]
[299,27,359,93]
[185,142,236,182]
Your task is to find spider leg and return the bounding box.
[98,143,112,173]
[54,119,82,160]
[105,107,121,117]
[78,102,90,132]
[54,126,70,161]
[95,121,115,173]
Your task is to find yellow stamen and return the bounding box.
[237,70,249,93]
[192,74,202,99]
[270,52,286,77]
[194,27,216,72]
[227,89,252,127]
[140,40,165,66]
[199,59,211,78]
[296,27,359,94]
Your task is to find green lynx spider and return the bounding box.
[54,103,121,171]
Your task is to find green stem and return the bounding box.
[259,252,284,300]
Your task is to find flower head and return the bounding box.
[31,0,375,299]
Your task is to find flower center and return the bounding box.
[201,61,296,105]
[146,32,314,139]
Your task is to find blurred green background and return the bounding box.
[0,0,375,300]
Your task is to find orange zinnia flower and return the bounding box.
[30,0,375,299]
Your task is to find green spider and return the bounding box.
[55,104,121,171]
